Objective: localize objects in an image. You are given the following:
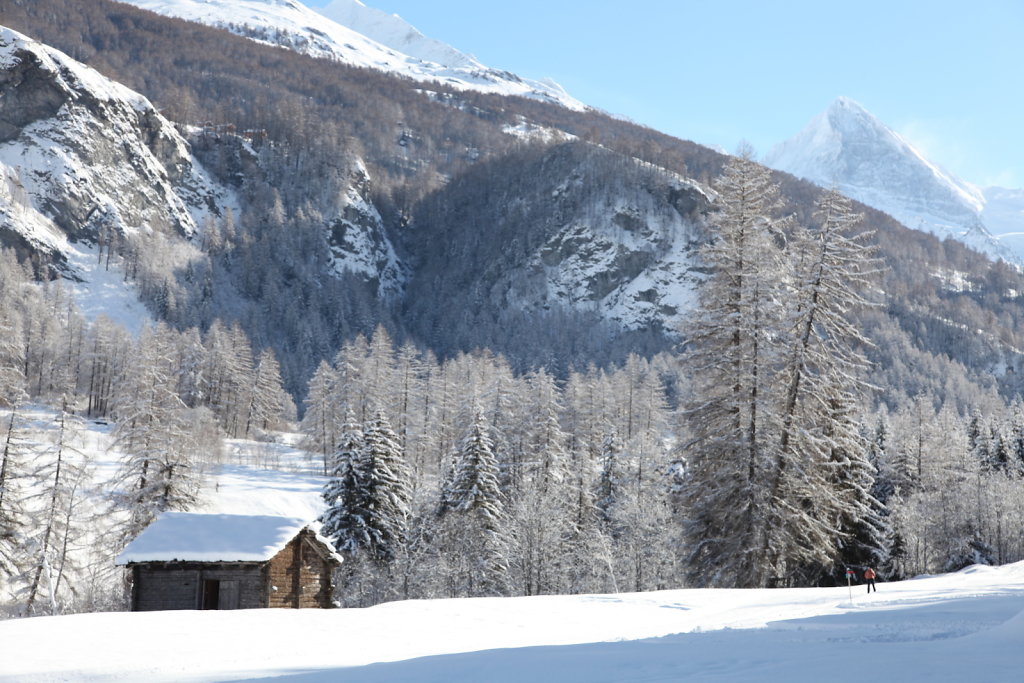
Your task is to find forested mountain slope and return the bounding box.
[0,0,1022,409]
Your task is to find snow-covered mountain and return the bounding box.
[0,25,232,328]
[0,23,409,321]
[120,0,585,110]
[402,143,712,337]
[766,97,1015,262]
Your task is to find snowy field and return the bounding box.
[3,562,1024,681]
[4,409,1024,681]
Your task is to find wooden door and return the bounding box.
[218,580,240,609]
[201,579,220,610]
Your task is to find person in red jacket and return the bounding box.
[863,567,877,593]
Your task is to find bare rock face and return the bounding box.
[0,27,226,257]
[406,142,712,334]
[0,48,68,143]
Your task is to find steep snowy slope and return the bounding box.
[0,26,232,324]
[0,27,225,247]
[404,143,711,339]
[121,0,585,110]
[766,97,1011,262]
[983,186,1024,255]
[0,22,408,314]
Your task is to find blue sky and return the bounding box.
[307,1,1024,188]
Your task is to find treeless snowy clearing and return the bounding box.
[3,561,1024,682]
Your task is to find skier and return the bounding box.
[863,566,877,593]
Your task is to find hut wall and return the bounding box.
[131,563,264,611]
[266,531,334,608]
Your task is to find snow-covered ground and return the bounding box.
[3,562,1024,681]
[5,409,1024,682]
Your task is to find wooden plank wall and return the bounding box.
[132,564,264,611]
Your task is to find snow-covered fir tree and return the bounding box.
[358,408,412,565]
[438,409,510,596]
[320,409,368,554]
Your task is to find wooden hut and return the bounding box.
[116,513,342,611]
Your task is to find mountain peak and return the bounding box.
[766,98,1000,259]
[828,95,868,114]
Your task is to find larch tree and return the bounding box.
[21,404,92,615]
[769,187,883,583]
[0,405,32,580]
[301,360,341,475]
[112,324,204,539]
[243,348,295,438]
[511,369,573,595]
[679,150,792,588]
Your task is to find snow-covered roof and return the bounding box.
[116,512,341,564]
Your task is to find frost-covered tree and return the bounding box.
[679,150,792,588]
[438,409,509,596]
[358,409,412,564]
[320,410,368,554]
[0,406,32,579]
[301,360,341,474]
[243,348,295,438]
[510,369,573,595]
[112,325,208,538]
[771,187,882,582]
[21,405,93,615]
[596,427,624,530]
[0,303,27,407]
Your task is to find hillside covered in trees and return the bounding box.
[2,0,1024,615]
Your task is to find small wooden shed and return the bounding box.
[116,512,342,611]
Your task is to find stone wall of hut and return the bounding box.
[266,530,334,609]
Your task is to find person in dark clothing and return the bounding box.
[863,566,877,593]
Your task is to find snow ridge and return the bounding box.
[121,0,586,110]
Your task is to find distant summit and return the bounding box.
[121,0,585,110]
[766,97,1011,261]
